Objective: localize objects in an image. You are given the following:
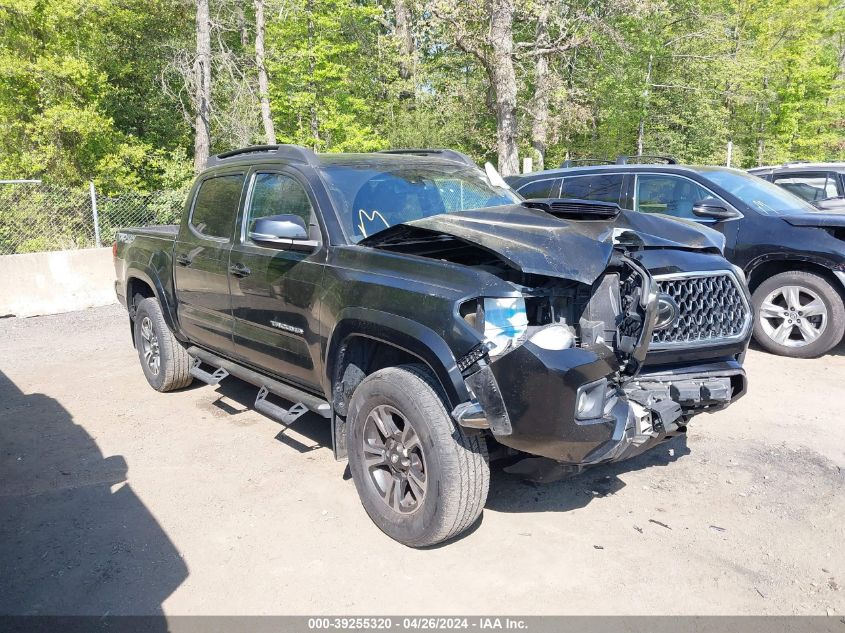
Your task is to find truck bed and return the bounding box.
[122,225,179,239]
[113,225,179,310]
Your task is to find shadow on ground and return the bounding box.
[201,373,691,519]
[0,370,187,617]
[208,376,333,452]
[485,434,690,514]
[827,339,845,357]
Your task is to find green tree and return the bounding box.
[265,0,393,151]
[0,0,193,192]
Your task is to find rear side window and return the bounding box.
[190,174,245,239]
[560,174,624,204]
[772,173,838,202]
[517,178,560,199]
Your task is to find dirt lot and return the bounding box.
[1,304,843,616]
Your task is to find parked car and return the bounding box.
[114,145,750,547]
[749,162,845,211]
[508,159,845,358]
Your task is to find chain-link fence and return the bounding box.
[0,180,188,255]
[97,188,187,247]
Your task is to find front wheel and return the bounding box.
[347,365,489,547]
[752,271,845,358]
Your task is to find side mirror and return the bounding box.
[692,198,740,220]
[249,214,308,244]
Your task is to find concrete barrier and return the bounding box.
[0,247,117,318]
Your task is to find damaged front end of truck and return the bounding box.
[362,201,751,480]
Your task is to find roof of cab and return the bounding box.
[206,145,478,170]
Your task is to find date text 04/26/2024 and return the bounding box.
[307,618,528,630]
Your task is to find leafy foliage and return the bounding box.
[1,0,843,192]
[0,0,193,192]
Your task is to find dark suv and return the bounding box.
[749,162,845,211]
[508,162,845,358]
[114,146,750,546]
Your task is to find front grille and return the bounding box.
[651,272,749,347]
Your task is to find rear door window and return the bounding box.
[772,172,838,202]
[560,174,624,204]
[516,178,561,199]
[190,174,245,240]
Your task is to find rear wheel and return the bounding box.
[347,365,489,547]
[752,271,845,358]
[133,297,193,391]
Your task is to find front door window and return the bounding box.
[245,173,318,243]
[634,174,714,219]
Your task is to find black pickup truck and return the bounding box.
[114,145,751,547]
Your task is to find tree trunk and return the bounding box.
[637,54,652,157]
[395,0,415,100]
[529,1,551,172]
[756,76,768,166]
[488,0,519,176]
[254,0,276,144]
[306,0,320,145]
[236,2,249,47]
[194,0,212,172]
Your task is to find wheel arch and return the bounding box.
[326,309,469,418]
[745,256,845,301]
[125,267,183,343]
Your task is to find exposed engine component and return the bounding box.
[575,258,651,373]
[528,324,576,350]
[458,255,653,374]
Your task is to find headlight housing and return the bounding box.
[575,378,609,420]
[463,297,528,357]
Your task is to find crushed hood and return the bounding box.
[360,204,724,285]
[783,211,845,229]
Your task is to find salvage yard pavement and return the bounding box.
[1,305,843,615]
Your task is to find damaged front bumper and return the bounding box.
[454,339,747,466]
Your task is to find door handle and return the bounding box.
[175,253,192,266]
[229,263,251,278]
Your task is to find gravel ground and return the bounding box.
[1,304,843,615]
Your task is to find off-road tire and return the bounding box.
[133,297,193,391]
[347,364,489,547]
[752,270,845,358]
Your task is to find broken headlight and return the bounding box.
[463,297,528,357]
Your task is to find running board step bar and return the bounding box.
[186,346,332,419]
[255,387,310,425]
[189,358,229,385]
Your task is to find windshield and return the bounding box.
[704,169,818,216]
[319,163,520,242]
